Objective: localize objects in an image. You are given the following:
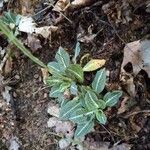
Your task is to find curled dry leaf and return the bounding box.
[83,59,106,72]
[121,40,150,77]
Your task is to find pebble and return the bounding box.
[15,75,20,80]
[34,74,39,79]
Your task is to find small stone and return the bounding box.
[34,74,39,79]
[59,138,71,149]
[44,93,47,98]
[13,92,17,98]
[15,75,20,80]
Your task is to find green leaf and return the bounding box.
[66,64,84,83]
[92,68,106,94]
[97,100,106,110]
[47,62,61,73]
[60,98,81,120]
[104,91,122,107]
[57,94,67,106]
[85,91,99,110]
[49,85,62,98]
[75,116,94,138]
[96,111,107,125]
[1,11,21,27]
[70,82,78,95]
[70,108,94,124]
[72,42,81,64]
[59,82,71,92]
[46,76,62,86]
[83,59,106,72]
[55,47,70,71]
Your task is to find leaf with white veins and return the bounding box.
[92,68,106,94]
[85,91,99,110]
[75,116,94,138]
[60,97,81,120]
[104,91,122,107]
[55,47,70,70]
[66,64,84,83]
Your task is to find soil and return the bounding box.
[0,0,150,149]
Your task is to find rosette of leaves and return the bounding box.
[46,43,122,138]
[60,68,122,138]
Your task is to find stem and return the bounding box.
[0,19,48,69]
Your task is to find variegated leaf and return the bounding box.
[70,82,78,95]
[60,98,81,120]
[85,91,99,110]
[47,61,61,73]
[55,47,70,70]
[96,111,107,125]
[92,68,106,94]
[66,64,84,83]
[49,85,62,98]
[75,116,94,138]
[72,42,81,64]
[104,91,122,107]
[70,108,94,124]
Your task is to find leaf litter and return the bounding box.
[0,0,150,149]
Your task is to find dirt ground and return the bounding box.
[0,0,150,149]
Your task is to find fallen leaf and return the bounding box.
[4,57,13,75]
[41,68,49,84]
[18,17,58,38]
[47,102,59,118]
[118,96,129,114]
[121,40,150,77]
[47,117,74,138]
[83,59,106,72]
[27,34,42,52]
[59,138,71,149]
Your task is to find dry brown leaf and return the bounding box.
[41,68,49,84]
[47,102,59,118]
[121,40,150,77]
[47,117,74,138]
[27,34,42,52]
[118,96,129,114]
[4,57,13,75]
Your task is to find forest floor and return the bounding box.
[0,0,150,149]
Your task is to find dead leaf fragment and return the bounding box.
[18,17,58,38]
[83,59,106,72]
[27,34,42,52]
[121,40,150,77]
[47,117,74,138]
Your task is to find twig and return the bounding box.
[32,5,51,18]
[101,124,115,143]
[124,110,150,118]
